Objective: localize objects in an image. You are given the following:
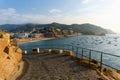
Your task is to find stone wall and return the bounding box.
[0,31,22,80]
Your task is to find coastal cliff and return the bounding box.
[0,31,22,80]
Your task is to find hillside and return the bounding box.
[0,23,114,35]
[0,24,22,31]
[70,23,110,35]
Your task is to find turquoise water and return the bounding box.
[19,35,120,70]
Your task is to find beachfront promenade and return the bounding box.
[17,53,101,80]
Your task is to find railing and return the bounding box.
[23,44,120,71]
[70,45,120,71]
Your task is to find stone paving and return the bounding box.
[18,53,101,80]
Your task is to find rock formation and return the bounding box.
[0,30,22,80]
[44,27,73,38]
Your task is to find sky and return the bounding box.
[0,0,120,33]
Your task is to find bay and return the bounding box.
[19,35,120,70]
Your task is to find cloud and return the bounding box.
[0,8,78,24]
[82,0,107,4]
[0,7,120,33]
[82,0,92,3]
[0,8,87,26]
[49,9,62,14]
[0,8,16,16]
[0,8,17,24]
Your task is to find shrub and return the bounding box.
[91,59,98,64]
[117,70,120,74]
[51,49,56,53]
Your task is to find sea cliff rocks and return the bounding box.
[0,31,22,80]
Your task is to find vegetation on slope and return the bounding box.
[0,22,114,35]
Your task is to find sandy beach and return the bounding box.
[17,34,79,44]
[17,37,55,44]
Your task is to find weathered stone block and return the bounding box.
[32,48,40,54]
[64,50,74,56]
[43,49,52,53]
[22,50,27,54]
[55,50,63,54]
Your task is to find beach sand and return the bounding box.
[17,37,54,44]
[17,34,79,44]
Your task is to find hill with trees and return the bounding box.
[0,23,114,36]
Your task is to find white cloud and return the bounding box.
[1,6,120,33]
[82,0,104,4]
[0,8,72,24]
[0,8,83,25]
[82,0,92,3]
[0,8,16,16]
[49,9,62,14]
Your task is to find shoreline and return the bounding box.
[15,34,106,44]
[17,34,79,44]
[18,37,55,44]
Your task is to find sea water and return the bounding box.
[19,35,120,70]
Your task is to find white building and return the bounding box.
[14,33,29,38]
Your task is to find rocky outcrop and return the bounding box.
[44,27,73,38]
[0,31,22,80]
